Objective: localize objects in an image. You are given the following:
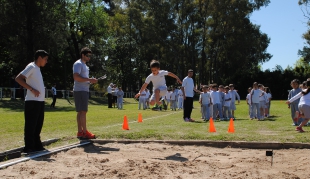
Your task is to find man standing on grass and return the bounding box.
[15,50,49,154]
[73,47,98,139]
[181,69,200,122]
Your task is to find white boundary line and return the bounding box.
[99,111,181,129]
[0,141,91,169]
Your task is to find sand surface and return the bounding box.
[0,142,309,179]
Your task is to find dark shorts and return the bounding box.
[73,91,89,112]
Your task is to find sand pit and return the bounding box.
[1,142,310,178]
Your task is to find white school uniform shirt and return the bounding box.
[251,89,263,103]
[289,90,310,106]
[259,91,266,102]
[229,90,240,102]
[178,90,184,98]
[145,70,168,91]
[170,91,176,100]
[145,91,150,99]
[21,62,45,101]
[165,91,172,100]
[182,76,194,97]
[224,93,231,107]
[246,93,252,104]
[200,92,211,104]
[210,90,220,104]
[266,93,272,103]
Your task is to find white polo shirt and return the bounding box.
[182,76,194,97]
[145,70,168,90]
[21,62,45,101]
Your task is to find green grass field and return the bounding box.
[0,97,309,152]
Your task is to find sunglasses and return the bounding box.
[85,54,92,58]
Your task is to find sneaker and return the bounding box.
[152,105,160,111]
[83,130,96,139]
[189,118,195,122]
[77,131,84,139]
[184,117,189,122]
[292,123,298,126]
[296,127,305,132]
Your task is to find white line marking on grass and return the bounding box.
[99,111,181,129]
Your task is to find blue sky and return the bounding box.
[250,0,309,71]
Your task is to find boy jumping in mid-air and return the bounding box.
[135,60,182,111]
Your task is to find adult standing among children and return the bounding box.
[50,84,57,108]
[73,47,98,139]
[15,50,49,154]
[107,83,113,108]
[181,69,199,122]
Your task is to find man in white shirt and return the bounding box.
[73,47,98,139]
[15,50,49,154]
[181,69,200,122]
[107,83,113,108]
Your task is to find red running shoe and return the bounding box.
[296,127,305,133]
[83,130,96,139]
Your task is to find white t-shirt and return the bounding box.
[139,90,146,99]
[289,90,310,106]
[266,93,272,103]
[246,93,252,104]
[251,89,263,103]
[170,91,176,100]
[259,92,266,102]
[73,59,90,92]
[210,90,220,104]
[107,85,112,93]
[145,91,150,99]
[200,92,211,104]
[224,93,231,107]
[229,90,240,102]
[21,62,45,101]
[145,70,168,90]
[182,76,194,97]
[165,91,172,100]
[178,90,183,98]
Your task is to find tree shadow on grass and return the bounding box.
[0,99,24,112]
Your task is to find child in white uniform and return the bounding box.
[135,60,182,110]
[199,85,212,121]
[178,89,184,109]
[286,80,310,132]
[223,86,232,120]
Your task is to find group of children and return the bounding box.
[286,79,310,132]
[198,84,240,121]
[246,82,272,120]
[138,87,185,111]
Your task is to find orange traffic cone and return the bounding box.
[209,117,216,132]
[138,113,143,123]
[122,115,129,130]
[228,118,235,133]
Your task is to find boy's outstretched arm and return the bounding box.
[167,72,182,84]
[135,83,148,98]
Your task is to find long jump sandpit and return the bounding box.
[0,140,309,178]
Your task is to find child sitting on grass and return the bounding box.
[135,60,182,111]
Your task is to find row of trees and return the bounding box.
[0,0,308,99]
